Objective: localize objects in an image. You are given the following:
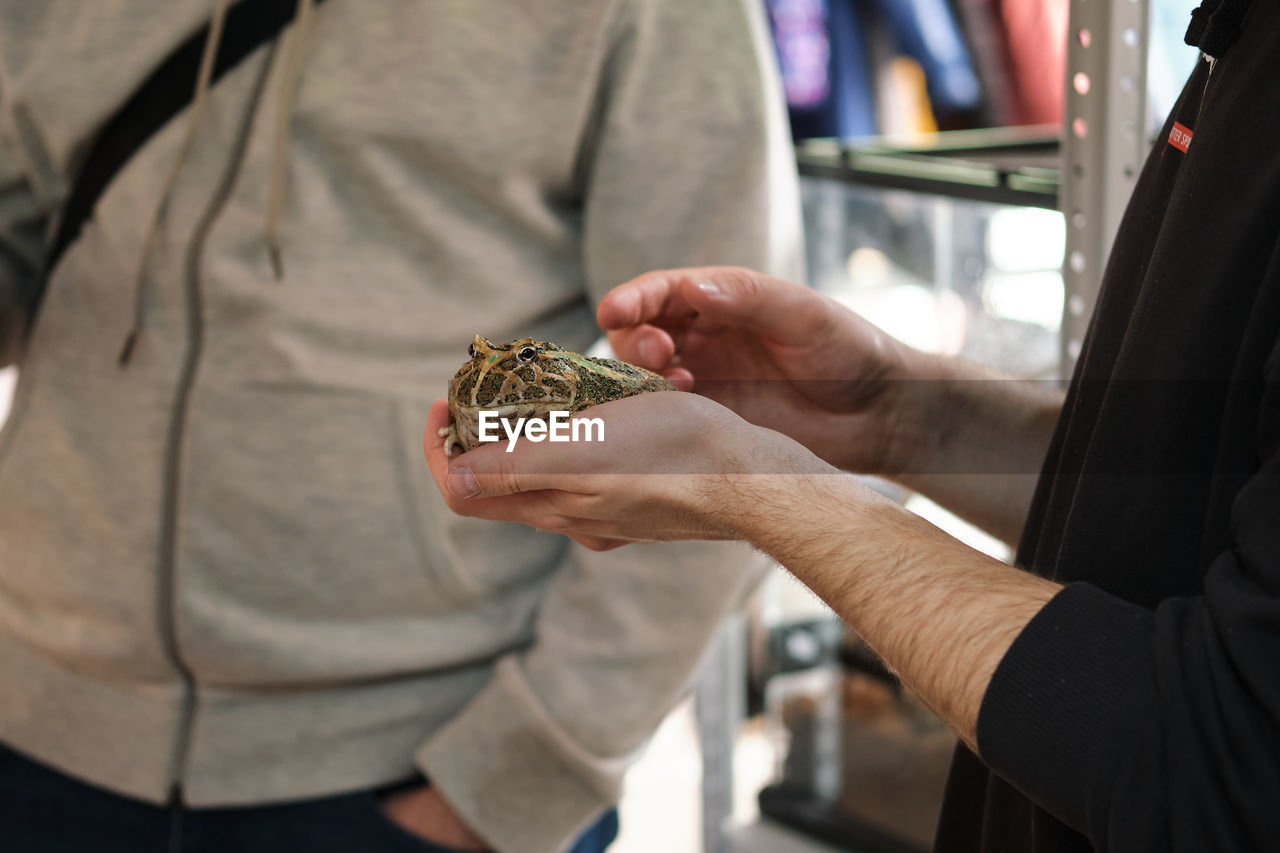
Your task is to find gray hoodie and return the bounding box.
[0,1,802,851]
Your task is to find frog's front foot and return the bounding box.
[439,423,462,457]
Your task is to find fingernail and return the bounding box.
[448,467,481,498]
[694,279,720,297]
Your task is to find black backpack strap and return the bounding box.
[37,0,324,313]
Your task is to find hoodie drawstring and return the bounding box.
[120,0,231,366]
[265,0,316,281]
[121,0,316,365]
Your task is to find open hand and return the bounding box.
[597,267,926,474]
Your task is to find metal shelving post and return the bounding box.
[696,616,747,853]
[1060,0,1151,379]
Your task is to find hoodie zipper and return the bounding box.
[153,44,278,808]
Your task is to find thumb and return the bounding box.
[679,267,836,347]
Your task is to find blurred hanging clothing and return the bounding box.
[766,0,1068,138]
[766,0,981,139]
[993,0,1067,126]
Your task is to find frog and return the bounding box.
[440,335,675,455]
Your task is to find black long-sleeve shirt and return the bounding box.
[935,2,1280,851]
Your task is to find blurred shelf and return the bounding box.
[756,786,928,853]
[729,818,849,853]
[796,126,1060,211]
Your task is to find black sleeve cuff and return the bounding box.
[976,582,1158,835]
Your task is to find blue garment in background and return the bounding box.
[869,0,981,117]
[767,0,877,139]
[765,0,982,139]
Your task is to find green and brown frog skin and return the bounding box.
[440,335,675,455]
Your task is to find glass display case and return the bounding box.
[749,132,1064,853]
[798,130,1063,380]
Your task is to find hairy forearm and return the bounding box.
[736,469,1061,750]
[880,351,1064,546]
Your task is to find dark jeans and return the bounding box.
[0,743,619,853]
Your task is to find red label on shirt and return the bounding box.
[1169,122,1193,153]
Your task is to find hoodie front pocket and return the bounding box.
[174,385,529,683]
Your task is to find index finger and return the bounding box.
[597,268,717,331]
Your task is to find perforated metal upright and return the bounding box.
[1060,0,1151,379]
[695,616,747,853]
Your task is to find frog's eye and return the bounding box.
[517,346,538,363]
[468,343,477,358]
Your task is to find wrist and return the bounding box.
[729,456,876,561]
[871,347,957,477]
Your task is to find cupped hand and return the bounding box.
[423,393,830,550]
[597,266,922,473]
